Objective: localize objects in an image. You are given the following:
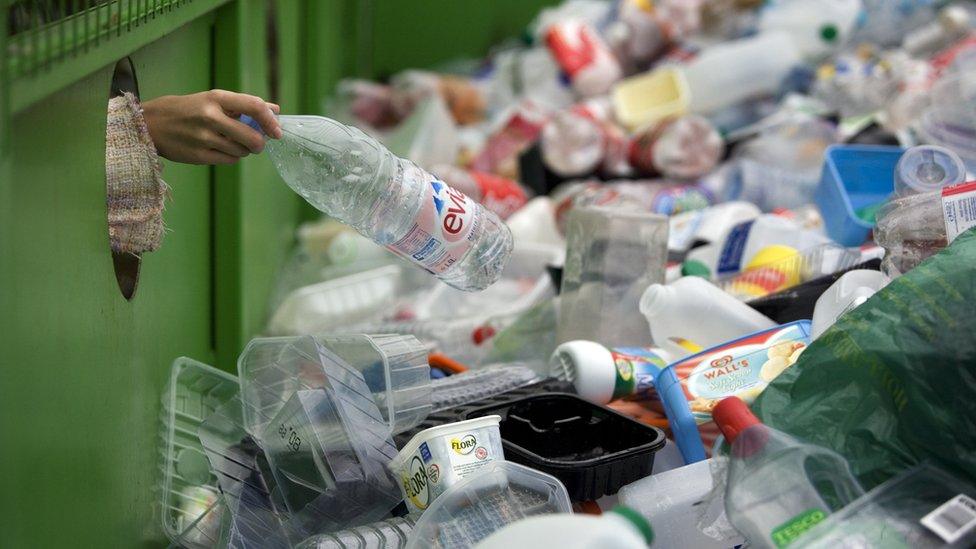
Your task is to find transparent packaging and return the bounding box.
[618,458,744,549]
[794,465,976,548]
[267,265,402,336]
[558,206,668,347]
[715,243,864,301]
[405,461,572,549]
[157,357,238,548]
[257,114,513,292]
[430,364,540,412]
[540,109,605,177]
[295,517,417,549]
[238,334,431,438]
[260,388,401,534]
[721,416,864,548]
[198,395,291,548]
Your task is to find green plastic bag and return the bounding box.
[752,227,976,490]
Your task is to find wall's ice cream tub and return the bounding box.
[390,416,504,514]
[657,320,812,463]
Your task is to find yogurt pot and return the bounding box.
[390,416,504,514]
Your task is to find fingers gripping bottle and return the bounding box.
[245,115,513,291]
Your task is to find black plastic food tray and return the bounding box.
[393,378,576,449]
[465,393,666,501]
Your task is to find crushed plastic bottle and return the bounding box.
[245,115,514,291]
[714,397,865,549]
[629,114,725,179]
[875,145,969,277]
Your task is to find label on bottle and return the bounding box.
[388,177,479,275]
[942,181,976,244]
[609,347,670,401]
[545,21,601,77]
[716,220,755,275]
[770,507,828,548]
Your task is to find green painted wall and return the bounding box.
[0,17,216,547]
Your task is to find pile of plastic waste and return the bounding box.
[159,1,976,547]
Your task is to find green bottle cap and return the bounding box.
[681,259,712,278]
[611,506,654,545]
[820,24,839,43]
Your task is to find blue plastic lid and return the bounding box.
[239,114,264,135]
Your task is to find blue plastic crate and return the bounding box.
[815,145,904,246]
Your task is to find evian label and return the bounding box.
[388,169,481,274]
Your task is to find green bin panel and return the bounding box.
[0,18,215,548]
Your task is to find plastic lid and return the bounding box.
[239,114,263,134]
[712,396,760,444]
[681,259,711,278]
[549,341,616,404]
[894,145,966,196]
[611,506,654,545]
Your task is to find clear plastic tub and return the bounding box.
[558,206,668,347]
[157,357,238,548]
[197,395,292,548]
[261,388,402,532]
[405,461,572,549]
[267,265,402,336]
[238,334,431,437]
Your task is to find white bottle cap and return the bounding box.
[549,340,616,404]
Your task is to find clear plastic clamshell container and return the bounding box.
[405,461,572,549]
[157,357,238,548]
[238,334,431,437]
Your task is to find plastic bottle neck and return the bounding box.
[639,283,676,318]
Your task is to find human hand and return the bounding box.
[142,89,283,165]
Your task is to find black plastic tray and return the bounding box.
[464,393,666,501]
[393,378,576,449]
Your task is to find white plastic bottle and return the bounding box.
[549,340,672,404]
[683,214,832,279]
[639,276,777,354]
[682,32,802,114]
[474,507,654,549]
[811,269,888,338]
[244,115,513,291]
[668,201,762,254]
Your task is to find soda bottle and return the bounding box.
[243,115,513,291]
[714,397,864,549]
[629,115,725,179]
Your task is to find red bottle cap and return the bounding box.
[713,396,760,444]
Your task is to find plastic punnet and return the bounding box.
[405,461,572,549]
[238,334,431,437]
[157,357,238,548]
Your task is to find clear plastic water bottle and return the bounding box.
[714,397,864,549]
[244,115,513,291]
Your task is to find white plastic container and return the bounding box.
[668,201,762,253]
[407,461,573,549]
[267,265,401,335]
[474,507,654,549]
[684,214,833,279]
[811,270,889,338]
[549,340,672,404]
[390,416,504,514]
[618,459,746,549]
[758,0,862,60]
[639,276,777,356]
[683,33,802,114]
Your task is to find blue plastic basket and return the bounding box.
[815,144,904,246]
